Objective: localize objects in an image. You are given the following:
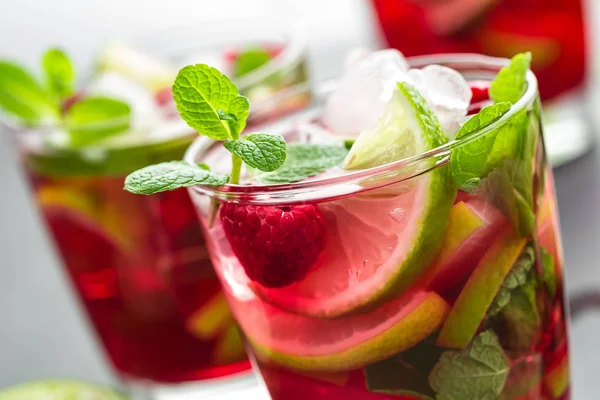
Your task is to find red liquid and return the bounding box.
[191,81,571,399]
[370,0,586,101]
[27,171,250,383]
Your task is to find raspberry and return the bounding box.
[469,81,490,104]
[220,203,326,288]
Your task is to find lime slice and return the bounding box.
[254,82,456,318]
[0,379,125,399]
[423,197,506,293]
[97,42,177,92]
[343,82,439,170]
[221,256,450,372]
[437,226,527,348]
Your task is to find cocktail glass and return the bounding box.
[185,54,570,400]
[2,17,309,400]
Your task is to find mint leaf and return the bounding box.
[224,133,286,172]
[476,157,535,237]
[492,273,540,355]
[124,161,229,194]
[254,143,348,184]
[65,96,131,146]
[488,244,535,317]
[540,246,557,299]
[490,53,532,104]
[173,64,250,140]
[232,47,272,78]
[42,48,75,101]
[429,330,508,400]
[450,102,512,189]
[0,61,58,124]
[365,339,441,399]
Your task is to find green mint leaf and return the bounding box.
[429,330,508,400]
[454,103,512,141]
[232,47,272,78]
[254,143,348,184]
[124,161,229,194]
[42,48,75,101]
[65,96,131,146]
[173,64,250,140]
[476,157,535,237]
[490,53,532,105]
[365,339,441,399]
[344,139,355,150]
[540,246,557,299]
[450,102,511,189]
[0,61,58,124]
[223,133,286,172]
[198,162,211,171]
[492,273,540,355]
[488,244,536,317]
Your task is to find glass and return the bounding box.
[369,0,591,167]
[185,55,571,399]
[4,18,309,400]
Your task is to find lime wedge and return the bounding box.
[254,82,456,318]
[343,82,443,170]
[0,379,125,399]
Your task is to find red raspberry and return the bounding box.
[220,203,326,288]
[469,81,490,104]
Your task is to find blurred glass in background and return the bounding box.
[370,0,592,167]
[1,16,310,399]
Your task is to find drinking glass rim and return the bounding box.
[0,15,306,133]
[185,53,538,203]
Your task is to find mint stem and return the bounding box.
[208,152,241,228]
[230,153,242,184]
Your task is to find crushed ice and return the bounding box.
[323,49,472,139]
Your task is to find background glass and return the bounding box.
[2,17,310,399]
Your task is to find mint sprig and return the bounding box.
[0,49,131,142]
[365,338,442,399]
[125,63,289,194]
[451,53,534,236]
[0,61,59,125]
[124,161,229,194]
[42,48,75,102]
[172,64,250,141]
[488,244,535,317]
[254,143,348,184]
[224,133,286,172]
[65,97,131,147]
[490,52,532,104]
[429,330,508,400]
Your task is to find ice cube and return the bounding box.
[408,65,471,138]
[87,72,163,131]
[323,49,411,137]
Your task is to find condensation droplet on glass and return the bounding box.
[390,208,405,223]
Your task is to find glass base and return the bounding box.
[123,371,265,400]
